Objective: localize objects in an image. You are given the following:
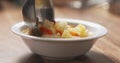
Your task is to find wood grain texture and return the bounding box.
[0,5,120,63]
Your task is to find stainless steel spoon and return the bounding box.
[22,0,54,36]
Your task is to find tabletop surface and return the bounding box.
[0,4,120,63]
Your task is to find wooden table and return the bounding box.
[0,5,120,63]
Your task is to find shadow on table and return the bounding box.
[18,51,115,63]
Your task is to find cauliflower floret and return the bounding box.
[74,24,88,37]
[55,22,69,33]
[61,30,72,38]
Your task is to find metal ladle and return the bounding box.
[22,0,54,36]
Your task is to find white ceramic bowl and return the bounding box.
[11,18,107,60]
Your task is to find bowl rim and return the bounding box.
[11,18,108,42]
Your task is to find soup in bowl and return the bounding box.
[11,18,107,60]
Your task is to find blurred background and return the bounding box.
[0,0,120,22]
[0,0,120,13]
[1,0,120,28]
[0,0,119,11]
[0,0,110,8]
[0,0,120,14]
[0,0,109,10]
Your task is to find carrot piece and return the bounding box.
[40,26,52,35]
[70,31,79,36]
